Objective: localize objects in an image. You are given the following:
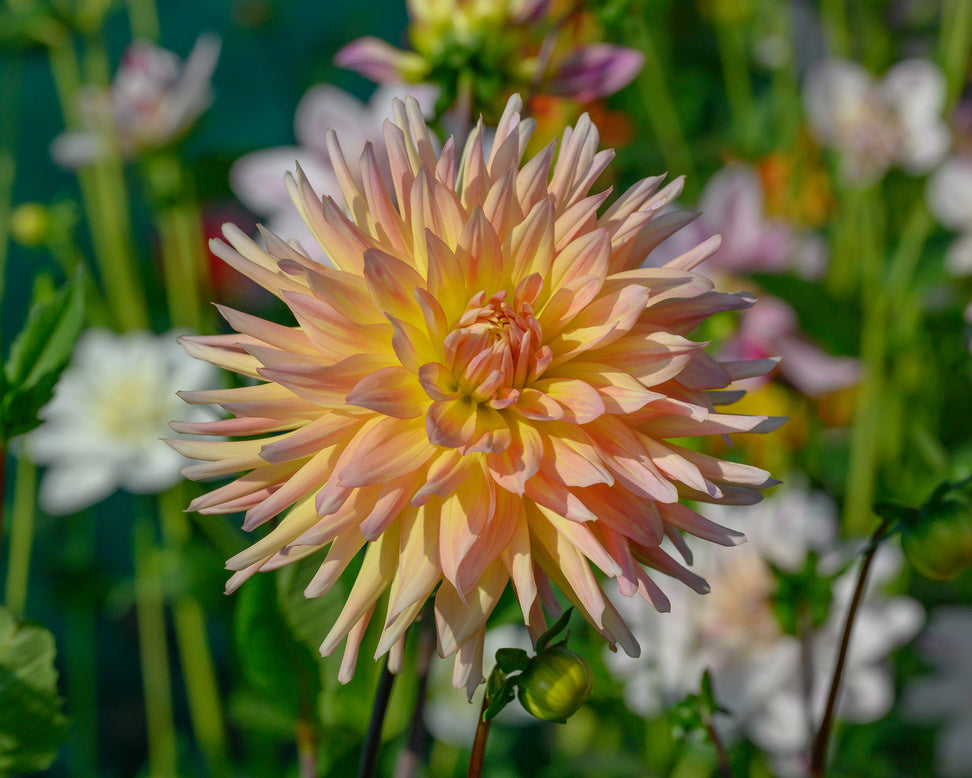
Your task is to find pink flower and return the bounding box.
[51,35,221,167]
[723,296,860,397]
[172,95,782,696]
[230,84,436,261]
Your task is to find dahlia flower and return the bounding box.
[27,329,217,515]
[51,35,220,168]
[173,95,782,696]
[230,84,437,261]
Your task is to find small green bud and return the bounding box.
[902,498,972,581]
[516,646,592,722]
[10,203,53,247]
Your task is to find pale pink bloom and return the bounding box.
[723,296,860,397]
[647,166,825,279]
[229,84,436,261]
[27,329,217,514]
[904,608,972,777]
[804,58,949,184]
[51,35,220,168]
[607,486,923,777]
[173,95,782,696]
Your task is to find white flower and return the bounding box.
[25,329,217,514]
[903,607,972,777]
[606,486,923,775]
[804,58,949,184]
[51,35,221,167]
[229,83,436,260]
[927,156,972,276]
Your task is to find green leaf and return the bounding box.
[276,551,343,655]
[1,270,85,442]
[233,571,323,721]
[0,607,69,773]
[494,647,529,674]
[483,675,519,722]
[536,607,573,653]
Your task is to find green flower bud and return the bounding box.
[516,646,592,722]
[10,203,53,247]
[902,499,972,581]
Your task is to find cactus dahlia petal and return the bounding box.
[172,95,783,697]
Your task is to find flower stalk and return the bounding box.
[809,514,894,776]
[467,690,492,778]
[3,458,37,616]
[357,659,396,778]
[133,516,179,778]
[159,487,229,775]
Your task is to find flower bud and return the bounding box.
[516,646,592,722]
[902,499,972,581]
[10,203,53,247]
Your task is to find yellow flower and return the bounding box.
[172,95,782,697]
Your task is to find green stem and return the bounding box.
[127,0,160,41]
[713,14,758,153]
[842,188,888,535]
[64,515,99,778]
[809,516,893,776]
[633,22,697,187]
[159,487,229,775]
[48,32,148,332]
[820,0,850,57]
[3,458,37,616]
[940,0,972,110]
[133,516,179,778]
[157,199,208,332]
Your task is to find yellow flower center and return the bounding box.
[443,290,550,403]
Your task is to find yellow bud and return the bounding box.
[10,203,53,247]
[516,646,592,722]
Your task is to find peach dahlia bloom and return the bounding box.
[171,95,783,696]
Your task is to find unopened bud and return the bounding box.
[516,646,592,722]
[902,498,972,581]
[10,203,53,247]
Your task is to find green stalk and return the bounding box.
[842,187,887,535]
[820,0,850,57]
[3,458,37,615]
[712,13,758,154]
[940,0,972,110]
[127,0,160,41]
[133,516,179,778]
[156,200,208,332]
[632,22,697,187]
[47,34,149,332]
[64,515,99,778]
[159,487,229,775]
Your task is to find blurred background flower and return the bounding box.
[24,329,217,514]
[51,35,221,168]
[606,486,923,776]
